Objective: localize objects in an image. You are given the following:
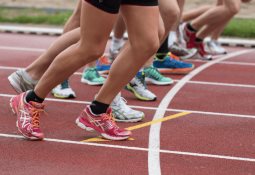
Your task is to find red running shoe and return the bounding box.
[195,42,213,61]
[183,23,197,49]
[10,91,45,140]
[76,106,131,140]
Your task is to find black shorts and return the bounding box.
[85,0,158,14]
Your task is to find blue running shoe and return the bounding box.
[153,53,194,74]
[96,56,111,74]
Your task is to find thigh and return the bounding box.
[158,0,180,31]
[120,5,159,46]
[79,1,117,49]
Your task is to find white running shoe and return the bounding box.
[111,93,144,122]
[205,40,227,55]
[8,69,37,93]
[126,72,157,101]
[52,80,76,99]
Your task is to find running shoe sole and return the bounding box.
[80,78,104,86]
[125,84,157,101]
[157,66,194,75]
[113,113,144,123]
[145,77,174,85]
[75,117,129,141]
[52,93,76,99]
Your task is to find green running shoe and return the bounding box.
[144,66,174,85]
[81,67,105,85]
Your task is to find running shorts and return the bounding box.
[84,0,158,14]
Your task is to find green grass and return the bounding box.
[0,7,255,38]
[0,7,71,25]
[223,18,255,38]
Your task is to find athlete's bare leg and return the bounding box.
[192,0,241,39]
[182,5,211,22]
[25,0,82,80]
[95,5,160,103]
[34,2,159,104]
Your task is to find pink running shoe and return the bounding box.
[75,106,131,140]
[10,91,45,140]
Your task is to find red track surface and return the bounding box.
[0,33,255,175]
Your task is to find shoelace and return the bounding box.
[147,67,163,80]
[135,73,147,89]
[90,68,101,78]
[29,107,44,128]
[118,97,132,112]
[101,113,118,128]
[168,55,184,67]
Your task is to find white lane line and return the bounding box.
[0,46,45,52]
[1,46,255,66]
[148,49,254,175]
[0,66,22,70]
[190,59,255,66]
[218,61,255,66]
[1,133,255,163]
[178,80,255,88]
[1,93,255,119]
[1,66,255,89]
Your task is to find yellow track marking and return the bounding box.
[82,112,191,142]
[126,112,191,131]
[83,137,135,142]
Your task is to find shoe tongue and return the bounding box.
[112,93,121,103]
[29,101,44,109]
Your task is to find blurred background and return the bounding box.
[0,0,254,38]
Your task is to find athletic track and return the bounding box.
[0,33,255,175]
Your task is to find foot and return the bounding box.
[51,80,76,99]
[8,69,37,93]
[125,72,157,101]
[10,91,44,140]
[81,67,105,85]
[144,66,173,85]
[153,54,194,74]
[111,93,144,122]
[75,106,131,140]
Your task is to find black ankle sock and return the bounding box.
[187,23,197,32]
[25,90,44,103]
[195,37,204,43]
[90,100,109,115]
[156,36,169,60]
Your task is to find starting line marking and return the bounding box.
[1,133,255,163]
[82,112,191,142]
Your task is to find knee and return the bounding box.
[132,37,160,58]
[158,23,165,42]
[77,42,105,62]
[161,7,180,32]
[225,2,241,16]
